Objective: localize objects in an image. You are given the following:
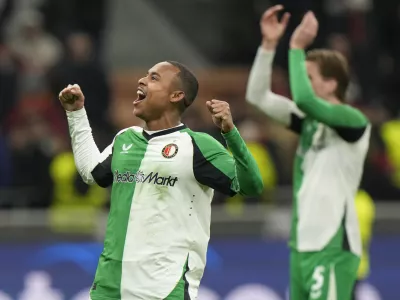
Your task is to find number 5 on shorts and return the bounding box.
[310,266,325,299]
[309,264,339,300]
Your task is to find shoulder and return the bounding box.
[113,126,143,139]
[186,130,227,153]
[109,127,145,149]
[187,130,224,146]
[340,104,370,126]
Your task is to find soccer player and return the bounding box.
[246,6,370,300]
[59,61,263,300]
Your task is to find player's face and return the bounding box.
[306,61,337,100]
[133,62,180,121]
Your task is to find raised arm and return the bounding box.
[247,47,304,132]
[246,5,304,133]
[190,99,263,196]
[289,49,368,129]
[60,84,117,187]
[288,12,369,141]
[67,108,102,184]
[191,129,263,197]
[66,108,121,187]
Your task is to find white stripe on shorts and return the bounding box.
[327,264,337,300]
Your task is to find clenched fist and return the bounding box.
[59,84,85,112]
[206,99,234,133]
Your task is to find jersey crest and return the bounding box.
[162,143,178,158]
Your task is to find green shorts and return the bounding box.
[290,249,360,300]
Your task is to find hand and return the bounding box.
[58,84,85,112]
[206,99,234,133]
[290,11,319,49]
[260,5,290,50]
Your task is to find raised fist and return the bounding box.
[58,84,85,112]
[206,99,234,133]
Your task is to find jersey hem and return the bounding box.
[289,246,361,257]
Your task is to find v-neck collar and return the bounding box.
[142,124,187,140]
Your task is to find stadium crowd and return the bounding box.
[1,0,400,212]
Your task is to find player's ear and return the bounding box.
[170,90,185,104]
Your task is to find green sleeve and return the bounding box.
[289,49,368,128]
[190,128,263,196]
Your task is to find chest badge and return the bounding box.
[162,143,178,159]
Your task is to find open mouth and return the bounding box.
[135,88,147,103]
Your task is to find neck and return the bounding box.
[144,114,182,131]
[325,95,342,105]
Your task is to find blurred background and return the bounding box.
[0,0,399,299]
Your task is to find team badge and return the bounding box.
[162,143,178,158]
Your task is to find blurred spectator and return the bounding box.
[323,0,378,103]
[360,123,400,201]
[8,121,54,208]
[354,189,375,289]
[224,120,278,215]
[39,0,107,53]
[0,0,13,43]
[7,10,63,74]
[5,92,67,208]
[271,66,291,99]
[326,33,362,104]
[5,91,68,141]
[48,32,112,149]
[0,129,11,187]
[376,1,400,114]
[239,120,277,193]
[0,44,18,123]
[380,119,400,189]
[49,151,109,234]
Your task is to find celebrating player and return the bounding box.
[59,60,263,300]
[246,6,370,300]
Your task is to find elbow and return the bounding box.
[245,83,265,106]
[294,98,306,111]
[242,179,264,197]
[245,90,258,105]
[81,174,94,186]
[77,169,95,186]
[253,179,264,196]
[293,94,311,112]
[251,169,265,196]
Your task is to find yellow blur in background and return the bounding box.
[355,189,375,280]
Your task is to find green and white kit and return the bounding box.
[67,109,262,300]
[247,47,370,300]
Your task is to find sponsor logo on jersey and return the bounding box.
[121,143,133,154]
[113,170,178,187]
[162,143,178,158]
